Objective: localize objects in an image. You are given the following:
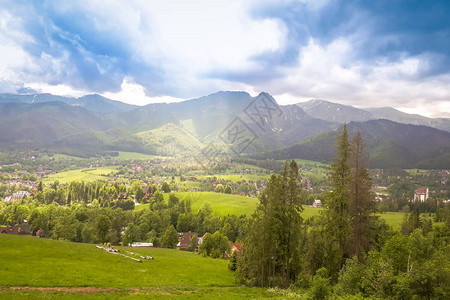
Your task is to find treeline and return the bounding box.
[235,127,449,299]
[0,192,248,248]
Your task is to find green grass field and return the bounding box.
[196,174,270,183]
[0,235,282,299]
[136,192,259,216]
[40,154,83,161]
[134,192,408,230]
[112,151,169,161]
[135,192,325,220]
[43,167,118,184]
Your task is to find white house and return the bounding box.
[414,188,429,202]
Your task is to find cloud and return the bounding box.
[0,0,449,116]
[0,0,286,98]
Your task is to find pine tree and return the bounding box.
[324,124,352,279]
[237,160,304,287]
[348,131,376,260]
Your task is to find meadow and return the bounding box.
[196,174,270,183]
[134,191,414,230]
[135,191,323,220]
[136,192,259,216]
[112,151,169,161]
[43,167,118,184]
[0,235,281,299]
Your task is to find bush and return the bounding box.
[309,268,331,300]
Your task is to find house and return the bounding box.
[414,188,429,202]
[0,224,31,235]
[5,191,31,202]
[230,243,243,253]
[36,228,44,237]
[313,199,322,207]
[198,232,207,245]
[130,242,153,247]
[228,243,244,258]
[179,232,198,251]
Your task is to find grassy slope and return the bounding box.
[0,235,279,299]
[196,174,270,183]
[113,151,169,160]
[0,235,233,288]
[136,192,325,220]
[136,192,259,216]
[43,167,118,184]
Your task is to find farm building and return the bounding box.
[179,232,199,251]
[0,224,31,235]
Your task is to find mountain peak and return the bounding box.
[296,99,373,123]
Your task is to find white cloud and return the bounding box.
[0,1,448,117]
[102,77,184,105]
[255,38,450,117]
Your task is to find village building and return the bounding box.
[179,232,199,251]
[227,243,244,258]
[130,242,153,247]
[313,199,322,207]
[197,232,207,244]
[4,191,31,202]
[414,188,429,202]
[0,224,31,235]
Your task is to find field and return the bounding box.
[134,192,413,230]
[135,191,324,220]
[0,235,281,299]
[112,151,169,161]
[196,174,270,183]
[43,167,118,184]
[136,192,259,216]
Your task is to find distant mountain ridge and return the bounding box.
[0,93,138,113]
[0,91,448,168]
[253,119,450,169]
[296,98,450,132]
[297,99,373,123]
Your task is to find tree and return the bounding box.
[348,131,377,259]
[323,124,352,279]
[168,194,179,208]
[161,182,171,193]
[229,251,238,271]
[401,208,422,235]
[310,267,332,300]
[122,223,140,246]
[37,181,43,192]
[224,185,232,194]
[95,214,111,243]
[135,187,144,203]
[237,160,304,287]
[214,184,225,193]
[160,225,179,249]
[199,231,230,258]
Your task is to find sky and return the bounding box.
[0,0,449,117]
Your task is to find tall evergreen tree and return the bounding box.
[237,160,304,287]
[324,124,352,279]
[348,131,376,260]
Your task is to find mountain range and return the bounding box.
[0,91,448,168]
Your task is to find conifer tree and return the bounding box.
[324,124,352,278]
[237,160,304,287]
[348,131,376,260]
